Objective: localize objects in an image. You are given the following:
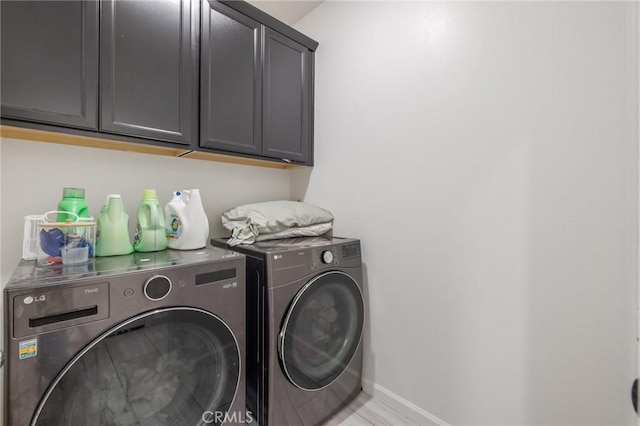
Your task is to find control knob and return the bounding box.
[321,250,334,264]
[144,275,172,301]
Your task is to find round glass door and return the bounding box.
[279,271,364,391]
[33,308,240,426]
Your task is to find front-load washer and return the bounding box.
[4,246,247,426]
[211,237,364,426]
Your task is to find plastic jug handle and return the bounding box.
[149,203,158,228]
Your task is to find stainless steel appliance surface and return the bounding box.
[4,246,247,426]
[211,236,365,426]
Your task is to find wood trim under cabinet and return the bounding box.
[180,150,295,169]
[0,125,303,170]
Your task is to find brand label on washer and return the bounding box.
[19,338,37,359]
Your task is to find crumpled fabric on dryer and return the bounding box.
[221,200,334,246]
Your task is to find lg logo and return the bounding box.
[23,295,45,305]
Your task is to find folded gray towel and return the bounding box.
[222,200,334,246]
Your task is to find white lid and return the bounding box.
[108,194,122,199]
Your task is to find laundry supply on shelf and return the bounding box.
[221,200,334,246]
[133,189,168,253]
[96,194,134,257]
[165,189,209,250]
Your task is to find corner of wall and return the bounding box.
[364,381,449,426]
[289,167,312,201]
[1,136,4,425]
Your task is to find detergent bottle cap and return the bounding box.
[62,187,85,199]
[143,189,158,200]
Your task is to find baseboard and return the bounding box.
[362,379,450,426]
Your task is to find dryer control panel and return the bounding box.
[341,242,361,261]
[311,246,339,271]
[252,238,362,285]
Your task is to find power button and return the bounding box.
[321,250,334,264]
[123,288,134,298]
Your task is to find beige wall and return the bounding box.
[294,2,639,424]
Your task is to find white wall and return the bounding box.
[0,138,291,284]
[294,2,639,425]
[0,137,3,422]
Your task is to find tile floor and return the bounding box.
[325,392,419,426]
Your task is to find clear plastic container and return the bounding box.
[61,245,90,265]
[36,211,96,266]
[23,214,44,260]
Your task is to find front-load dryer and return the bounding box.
[4,246,247,426]
[211,237,364,426]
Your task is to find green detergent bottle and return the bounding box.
[57,188,89,222]
[95,194,134,257]
[133,189,168,253]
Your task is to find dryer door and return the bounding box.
[279,271,365,391]
[32,307,240,426]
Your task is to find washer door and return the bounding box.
[279,271,364,391]
[33,307,240,426]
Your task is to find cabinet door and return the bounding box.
[263,28,312,164]
[100,0,198,145]
[200,0,262,155]
[0,1,98,130]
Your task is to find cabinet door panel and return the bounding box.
[0,1,98,129]
[101,0,197,145]
[263,28,311,164]
[201,0,261,155]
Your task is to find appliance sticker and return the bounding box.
[19,338,37,359]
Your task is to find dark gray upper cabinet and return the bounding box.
[100,0,198,145]
[0,1,99,130]
[1,0,317,166]
[200,1,314,165]
[201,1,262,155]
[263,28,312,164]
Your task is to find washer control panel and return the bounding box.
[13,282,109,338]
[144,275,172,301]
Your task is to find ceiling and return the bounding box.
[246,1,323,26]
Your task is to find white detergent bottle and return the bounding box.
[165,189,209,250]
